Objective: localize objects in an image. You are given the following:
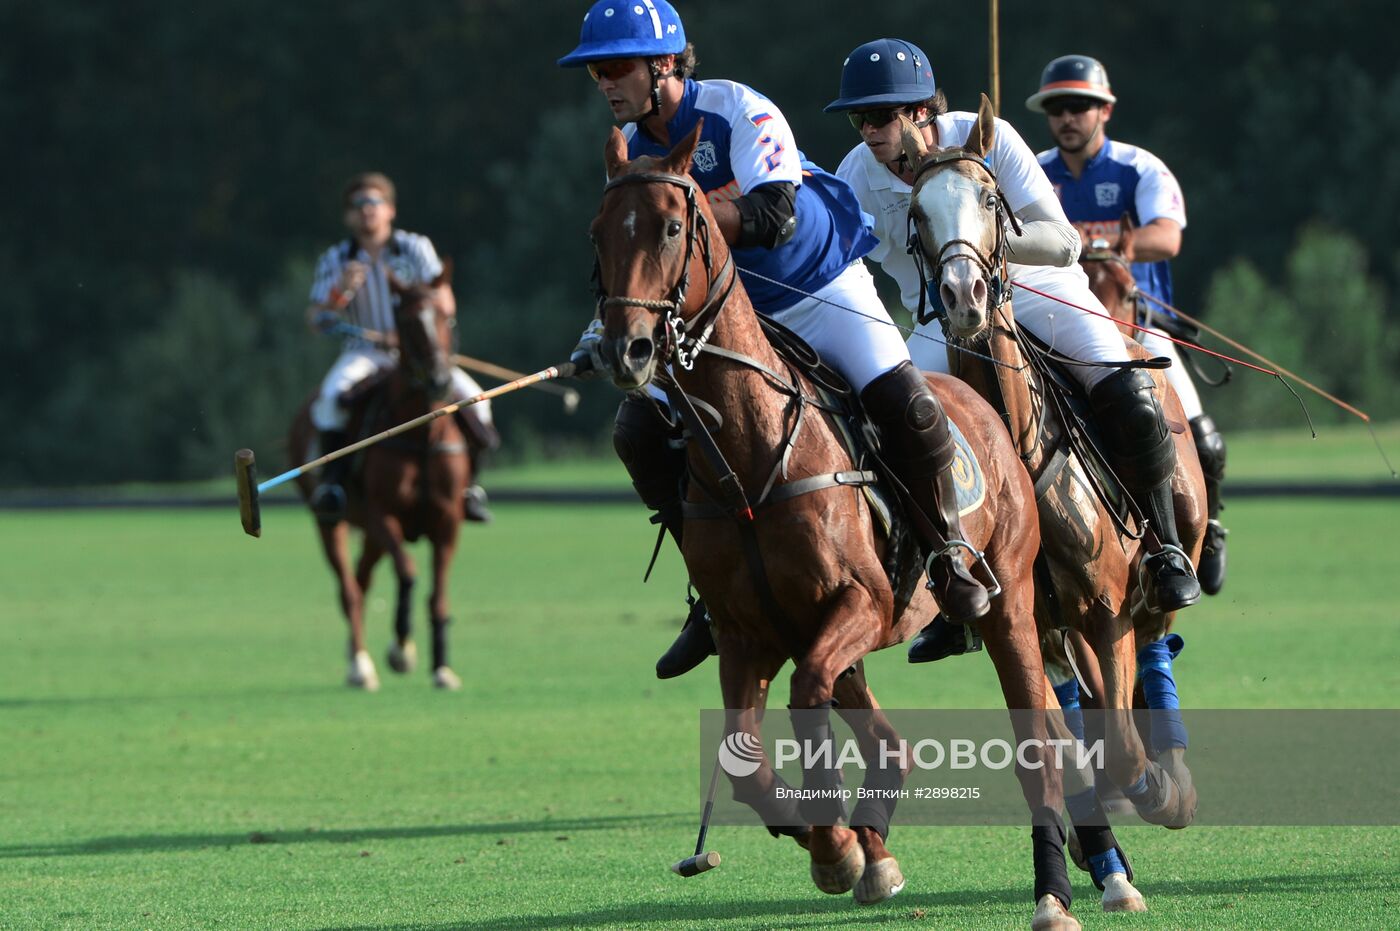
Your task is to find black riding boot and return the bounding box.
[310,429,351,523]
[862,361,991,624]
[455,409,500,523]
[613,395,716,679]
[1190,414,1228,595]
[1089,369,1201,613]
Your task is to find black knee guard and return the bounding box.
[1189,414,1226,519]
[860,361,955,478]
[1089,368,1176,492]
[613,395,687,539]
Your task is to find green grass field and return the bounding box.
[1,475,1397,928]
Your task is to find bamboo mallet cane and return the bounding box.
[234,361,579,537]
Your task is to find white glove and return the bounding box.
[569,319,607,379]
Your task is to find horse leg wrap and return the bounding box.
[1051,677,1086,744]
[1137,634,1187,753]
[850,755,906,841]
[789,701,848,826]
[395,578,415,643]
[731,771,808,840]
[1030,806,1073,910]
[431,615,450,670]
[1065,788,1132,889]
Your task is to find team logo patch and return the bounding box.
[386,255,416,283]
[1094,182,1121,208]
[947,418,986,517]
[692,140,718,173]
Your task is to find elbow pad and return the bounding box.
[1006,195,1081,267]
[734,182,798,249]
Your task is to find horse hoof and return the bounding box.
[853,856,905,905]
[346,650,380,692]
[387,639,417,674]
[1101,872,1146,912]
[433,666,462,690]
[1031,893,1080,931]
[810,833,865,895]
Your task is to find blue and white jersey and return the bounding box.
[1038,139,1186,305]
[624,78,878,313]
[310,229,443,348]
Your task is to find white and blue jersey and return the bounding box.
[624,78,878,313]
[1037,139,1187,306]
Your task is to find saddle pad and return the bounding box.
[947,417,987,517]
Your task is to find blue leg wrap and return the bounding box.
[1137,634,1188,751]
[1051,678,1086,743]
[1088,848,1127,885]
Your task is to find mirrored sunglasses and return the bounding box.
[349,194,387,209]
[586,59,641,82]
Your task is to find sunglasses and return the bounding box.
[349,194,387,209]
[847,108,912,132]
[586,59,641,82]
[1043,97,1099,117]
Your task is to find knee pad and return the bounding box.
[860,361,954,473]
[1189,414,1226,484]
[1089,368,1175,489]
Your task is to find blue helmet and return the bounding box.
[1025,55,1116,112]
[824,38,936,112]
[558,0,687,68]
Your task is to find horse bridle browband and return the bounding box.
[905,150,1021,327]
[595,170,737,371]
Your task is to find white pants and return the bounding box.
[647,261,910,405]
[1139,328,1203,419]
[312,347,493,430]
[909,265,1131,392]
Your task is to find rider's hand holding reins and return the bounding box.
[569,318,608,379]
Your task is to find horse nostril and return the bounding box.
[939,283,959,312]
[971,278,987,306]
[626,338,654,368]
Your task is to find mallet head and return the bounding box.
[671,850,720,877]
[234,449,262,538]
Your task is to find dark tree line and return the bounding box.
[4,1,1396,484]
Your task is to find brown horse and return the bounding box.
[1079,218,1140,338]
[900,99,1205,834]
[592,124,1084,925]
[289,273,470,691]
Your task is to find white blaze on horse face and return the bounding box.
[623,209,637,241]
[913,171,996,338]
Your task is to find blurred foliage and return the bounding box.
[3,1,1396,484]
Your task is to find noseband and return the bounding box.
[905,151,1020,327]
[594,170,736,371]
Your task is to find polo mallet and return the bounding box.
[671,754,723,877]
[319,316,581,413]
[233,361,578,537]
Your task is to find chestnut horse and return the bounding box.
[1079,220,1140,338]
[899,99,1205,839]
[289,274,469,692]
[592,124,1082,926]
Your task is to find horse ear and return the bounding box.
[604,127,629,179]
[898,114,929,169]
[665,118,705,174]
[1117,212,1135,261]
[965,93,997,158]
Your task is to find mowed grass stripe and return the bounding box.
[0,501,1395,929]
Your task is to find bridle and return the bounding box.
[593,170,737,372]
[1081,248,1145,327]
[905,150,1021,328]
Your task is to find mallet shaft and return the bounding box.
[256,362,577,495]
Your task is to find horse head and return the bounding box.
[1080,212,1139,329]
[390,262,455,400]
[903,94,1008,341]
[591,120,726,389]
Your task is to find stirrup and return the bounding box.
[924,540,1001,600]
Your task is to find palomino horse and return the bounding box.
[289,273,470,691]
[899,99,1205,839]
[592,123,1080,927]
